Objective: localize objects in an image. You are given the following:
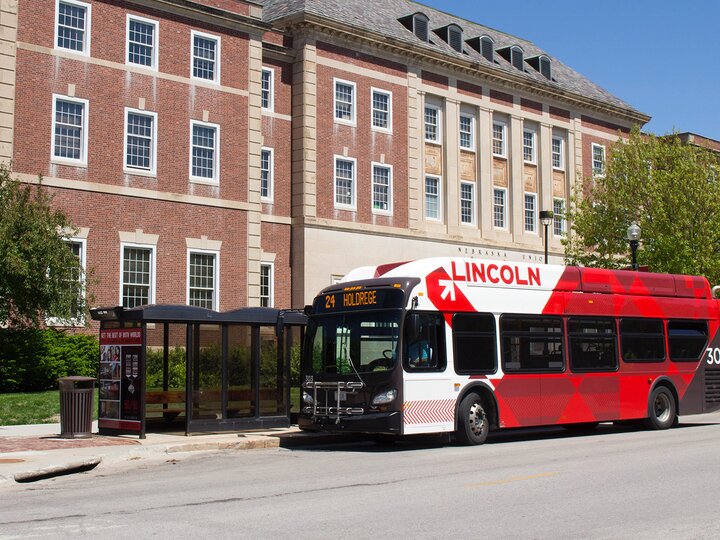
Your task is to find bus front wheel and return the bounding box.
[457,393,489,445]
[645,386,677,430]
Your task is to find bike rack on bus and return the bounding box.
[301,380,364,423]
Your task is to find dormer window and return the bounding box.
[526,55,553,80]
[467,35,494,63]
[497,45,525,72]
[448,24,463,52]
[399,13,430,43]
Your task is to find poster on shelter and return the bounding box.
[99,328,143,433]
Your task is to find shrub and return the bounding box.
[0,329,99,392]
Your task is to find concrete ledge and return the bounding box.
[14,457,102,483]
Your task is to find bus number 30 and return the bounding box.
[706,347,720,365]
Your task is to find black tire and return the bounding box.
[456,393,489,445]
[644,386,677,430]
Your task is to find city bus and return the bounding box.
[299,257,720,444]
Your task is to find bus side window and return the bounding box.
[453,313,497,374]
[568,317,618,372]
[405,313,446,372]
[620,318,665,363]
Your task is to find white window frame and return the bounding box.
[459,113,475,151]
[186,248,220,311]
[493,187,507,230]
[126,14,158,70]
[51,94,89,167]
[523,128,537,164]
[552,135,565,171]
[460,181,475,225]
[370,88,392,133]
[123,107,157,176]
[424,104,441,143]
[119,242,156,308]
[55,0,91,56]
[261,66,274,112]
[190,30,220,84]
[492,121,506,158]
[334,78,356,126]
[371,162,393,215]
[592,143,606,177]
[189,120,220,185]
[47,237,87,327]
[260,262,274,308]
[424,174,442,221]
[524,192,537,234]
[553,197,566,237]
[334,155,357,210]
[260,147,274,202]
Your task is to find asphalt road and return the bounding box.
[2,413,720,539]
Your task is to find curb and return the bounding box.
[13,457,102,483]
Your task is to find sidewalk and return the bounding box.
[0,422,342,487]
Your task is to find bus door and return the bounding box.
[402,312,455,434]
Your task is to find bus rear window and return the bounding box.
[668,320,708,362]
[500,315,564,372]
[453,313,496,374]
[620,318,665,363]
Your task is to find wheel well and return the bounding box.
[651,380,679,415]
[456,384,498,431]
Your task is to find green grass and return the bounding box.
[0,391,98,426]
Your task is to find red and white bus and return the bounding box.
[299,257,720,444]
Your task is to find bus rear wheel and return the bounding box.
[457,393,489,445]
[644,386,676,430]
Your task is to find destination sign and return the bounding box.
[314,287,404,313]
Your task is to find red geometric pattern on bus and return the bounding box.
[425,267,474,326]
[403,399,455,424]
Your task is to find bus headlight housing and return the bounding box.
[302,391,314,405]
[372,389,397,405]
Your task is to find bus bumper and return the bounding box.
[298,411,402,434]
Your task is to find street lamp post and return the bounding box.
[627,221,641,270]
[539,210,554,264]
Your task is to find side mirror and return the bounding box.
[405,313,422,341]
[303,305,313,316]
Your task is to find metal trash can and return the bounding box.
[59,376,96,439]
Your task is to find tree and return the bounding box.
[564,128,720,284]
[0,164,89,327]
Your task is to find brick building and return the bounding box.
[0,0,650,323]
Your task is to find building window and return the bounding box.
[261,67,274,111]
[524,193,536,233]
[425,175,441,220]
[371,89,392,131]
[480,36,494,63]
[52,95,88,166]
[424,105,440,142]
[592,143,606,176]
[413,13,429,42]
[192,31,219,83]
[492,121,506,157]
[124,109,156,174]
[372,163,392,214]
[459,114,474,150]
[493,188,506,229]
[260,147,273,201]
[510,46,524,71]
[48,238,87,325]
[56,0,90,54]
[190,121,219,183]
[334,79,356,124]
[552,136,565,170]
[523,129,536,164]
[553,198,566,236]
[260,263,273,307]
[334,156,356,209]
[126,15,158,69]
[460,182,475,225]
[121,245,154,308]
[448,25,463,53]
[188,251,218,310]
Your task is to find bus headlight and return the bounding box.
[372,389,397,405]
[302,391,314,405]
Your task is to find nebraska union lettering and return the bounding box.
[451,261,541,287]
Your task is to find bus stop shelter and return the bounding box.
[90,305,306,437]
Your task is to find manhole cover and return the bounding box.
[0,458,25,464]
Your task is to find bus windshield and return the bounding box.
[305,311,402,375]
